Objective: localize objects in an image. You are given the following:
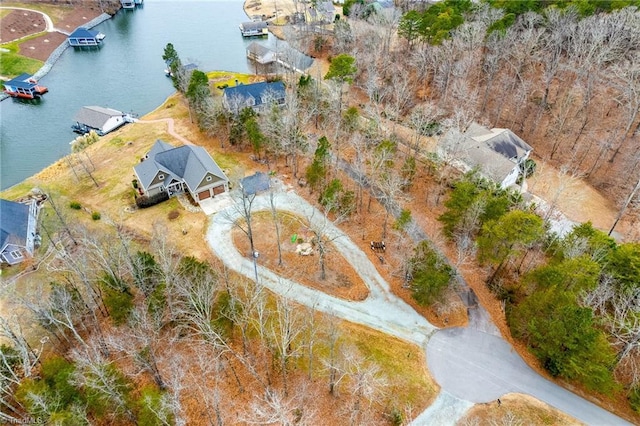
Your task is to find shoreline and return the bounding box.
[1,0,286,193]
[0,10,113,102]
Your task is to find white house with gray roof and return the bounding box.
[438,123,533,189]
[74,106,128,135]
[134,140,229,204]
[1,199,38,266]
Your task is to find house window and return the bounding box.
[10,250,23,259]
[160,186,165,192]
[206,176,212,182]
[158,174,165,180]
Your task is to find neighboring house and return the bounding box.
[73,106,128,136]
[239,21,268,37]
[0,199,37,266]
[438,123,533,189]
[68,28,106,47]
[134,140,229,203]
[241,172,271,196]
[246,42,276,65]
[222,81,286,113]
[305,1,336,24]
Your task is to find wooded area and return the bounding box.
[3,0,640,423]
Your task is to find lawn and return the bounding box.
[0,38,44,77]
[207,71,258,95]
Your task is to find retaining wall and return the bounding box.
[1,12,113,101]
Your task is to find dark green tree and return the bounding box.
[478,210,545,285]
[554,222,616,264]
[524,255,601,294]
[398,10,422,47]
[393,209,412,232]
[324,54,357,113]
[510,290,617,393]
[410,241,454,306]
[162,43,182,90]
[605,242,640,295]
[245,117,266,159]
[306,136,331,192]
[186,70,209,104]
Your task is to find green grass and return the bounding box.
[207,71,255,95]
[0,36,45,78]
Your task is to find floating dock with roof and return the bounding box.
[2,74,48,99]
[68,27,106,47]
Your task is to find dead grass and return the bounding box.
[459,393,584,426]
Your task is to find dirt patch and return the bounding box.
[233,211,370,301]
[16,31,67,62]
[0,9,46,44]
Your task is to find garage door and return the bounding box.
[213,185,225,195]
[198,189,211,200]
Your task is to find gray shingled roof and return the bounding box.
[247,42,273,58]
[223,81,285,109]
[74,106,124,129]
[0,199,30,250]
[466,123,532,161]
[241,172,271,195]
[275,42,314,71]
[438,123,532,185]
[134,140,227,193]
[240,21,267,31]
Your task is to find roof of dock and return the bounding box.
[4,74,37,89]
[74,106,124,128]
[69,27,101,38]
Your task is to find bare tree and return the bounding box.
[266,296,305,396]
[107,307,168,390]
[241,384,318,426]
[71,341,137,423]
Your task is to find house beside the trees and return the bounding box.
[438,123,533,189]
[0,199,38,266]
[134,140,229,204]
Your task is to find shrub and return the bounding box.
[629,386,640,412]
[135,192,169,209]
[388,407,404,426]
[168,210,180,220]
[69,201,81,210]
[91,212,101,220]
[520,158,537,178]
[137,386,173,426]
[102,287,134,326]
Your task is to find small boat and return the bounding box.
[121,0,135,9]
[71,123,91,135]
[3,73,48,99]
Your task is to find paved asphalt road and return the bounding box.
[206,189,632,426]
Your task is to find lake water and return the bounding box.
[0,0,270,190]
